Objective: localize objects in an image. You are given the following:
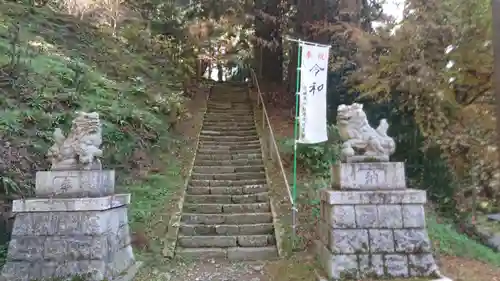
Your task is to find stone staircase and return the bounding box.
[175,84,278,260]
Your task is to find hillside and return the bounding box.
[0,3,189,195]
[0,2,207,264]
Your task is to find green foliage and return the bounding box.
[279,125,342,176]
[427,215,500,266]
[351,0,498,215]
[0,3,194,196]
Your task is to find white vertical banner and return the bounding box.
[297,43,330,144]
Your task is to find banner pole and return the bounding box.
[292,41,302,247]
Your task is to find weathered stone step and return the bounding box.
[178,235,276,248]
[204,113,253,117]
[206,111,252,115]
[200,141,260,150]
[200,140,261,146]
[206,108,252,112]
[207,101,250,104]
[194,159,263,166]
[199,135,259,142]
[175,246,278,260]
[197,148,260,155]
[201,127,256,133]
[183,202,270,214]
[185,192,269,204]
[181,212,273,224]
[192,165,264,173]
[205,109,251,113]
[208,101,250,105]
[203,116,254,124]
[195,153,262,161]
[200,130,256,136]
[204,111,253,117]
[189,179,267,187]
[191,172,265,181]
[207,99,249,103]
[198,144,261,150]
[202,125,256,131]
[180,223,274,236]
[205,112,253,116]
[202,121,256,126]
[186,185,268,195]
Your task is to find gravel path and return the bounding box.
[137,258,268,281]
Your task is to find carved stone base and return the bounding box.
[343,155,389,163]
[35,170,115,198]
[316,189,439,280]
[1,195,137,281]
[331,162,406,190]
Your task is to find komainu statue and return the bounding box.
[47,111,103,170]
[336,103,395,161]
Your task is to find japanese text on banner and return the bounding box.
[297,43,330,144]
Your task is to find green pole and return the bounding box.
[292,42,302,245]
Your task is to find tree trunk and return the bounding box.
[217,64,224,81]
[256,0,283,83]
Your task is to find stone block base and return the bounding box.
[35,170,115,198]
[1,195,136,281]
[331,162,406,190]
[316,189,440,280]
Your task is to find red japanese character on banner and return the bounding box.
[318,53,325,60]
[306,50,312,59]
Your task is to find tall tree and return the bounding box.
[354,0,499,205]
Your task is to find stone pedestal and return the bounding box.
[1,170,139,281]
[316,162,439,280]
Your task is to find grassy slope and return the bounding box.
[0,2,193,259]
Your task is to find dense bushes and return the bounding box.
[279,125,342,177]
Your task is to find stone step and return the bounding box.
[194,159,263,166]
[189,179,267,187]
[204,113,253,117]
[192,165,265,173]
[205,112,253,116]
[206,108,252,112]
[181,212,273,224]
[198,145,261,151]
[208,101,250,105]
[190,172,265,181]
[198,143,261,150]
[205,108,252,112]
[183,202,270,214]
[203,118,255,123]
[178,235,276,248]
[202,125,256,131]
[200,130,256,136]
[206,110,252,115]
[202,121,256,126]
[197,148,260,155]
[185,192,269,204]
[186,185,268,195]
[199,140,261,146]
[201,127,256,133]
[199,135,259,142]
[179,223,274,236]
[175,246,278,260]
[195,153,262,161]
[208,97,249,100]
[207,101,250,104]
[205,111,253,115]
